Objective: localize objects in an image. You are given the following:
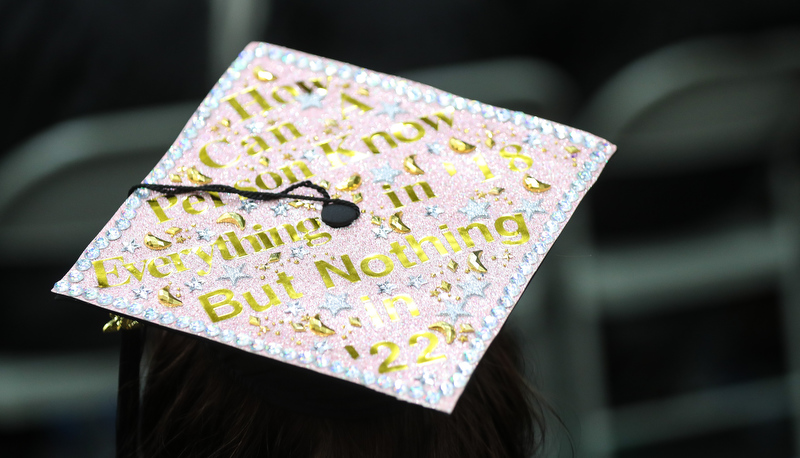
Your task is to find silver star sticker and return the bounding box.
[407,275,428,289]
[314,340,332,354]
[515,199,547,220]
[296,90,326,110]
[524,132,542,148]
[370,162,401,185]
[319,292,352,317]
[122,239,140,253]
[245,121,264,134]
[197,228,215,242]
[373,225,392,239]
[217,263,251,288]
[457,275,491,300]
[373,102,406,120]
[271,201,290,217]
[458,199,491,222]
[426,142,444,155]
[425,205,444,219]
[184,277,205,293]
[284,300,305,317]
[132,285,152,300]
[437,300,472,323]
[238,199,258,214]
[290,245,309,260]
[301,148,319,162]
[377,281,398,295]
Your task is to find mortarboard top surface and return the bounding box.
[53,42,615,413]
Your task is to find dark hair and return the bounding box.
[135,327,550,458]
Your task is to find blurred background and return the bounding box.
[1,1,799,456]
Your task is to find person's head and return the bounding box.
[135,326,550,458]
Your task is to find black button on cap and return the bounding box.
[321,203,359,228]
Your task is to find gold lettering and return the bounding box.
[391,121,425,143]
[404,234,449,263]
[402,181,436,202]
[240,135,270,156]
[234,178,259,192]
[93,257,129,288]
[389,242,417,268]
[213,236,238,260]
[221,86,273,121]
[147,195,178,224]
[457,223,495,248]
[295,217,331,246]
[362,131,397,155]
[439,225,462,252]
[382,294,419,321]
[243,284,281,312]
[168,251,190,273]
[279,161,314,183]
[271,85,299,104]
[121,260,148,282]
[495,213,529,245]
[252,224,275,249]
[498,144,532,172]
[296,77,331,93]
[208,192,225,208]
[315,255,361,288]
[199,138,239,168]
[419,108,455,131]
[223,232,249,257]
[317,135,369,168]
[147,256,172,278]
[267,122,303,144]
[255,171,283,190]
[239,233,263,253]
[199,289,243,322]
[471,153,497,181]
[194,245,214,276]
[182,195,207,215]
[382,184,404,209]
[276,272,303,299]
[360,254,395,277]
[340,93,374,118]
[362,295,384,328]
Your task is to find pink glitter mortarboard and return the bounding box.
[52,42,615,413]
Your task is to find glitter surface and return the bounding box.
[52,42,616,413]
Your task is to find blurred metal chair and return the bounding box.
[551,29,800,457]
[0,103,197,436]
[401,57,578,123]
[0,103,198,265]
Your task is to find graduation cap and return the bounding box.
[52,42,615,415]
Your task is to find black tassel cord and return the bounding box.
[128,181,361,228]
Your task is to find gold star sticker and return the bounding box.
[458,335,469,343]
[284,153,294,160]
